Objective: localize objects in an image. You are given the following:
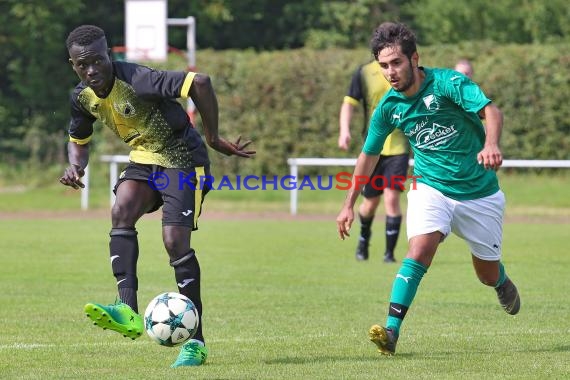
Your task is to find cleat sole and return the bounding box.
[84,303,143,339]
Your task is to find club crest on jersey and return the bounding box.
[113,101,137,118]
[422,94,440,112]
[90,103,100,114]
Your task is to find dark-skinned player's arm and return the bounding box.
[477,103,503,171]
[189,73,255,158]
[59,142,89,189]
[336,152,380,240]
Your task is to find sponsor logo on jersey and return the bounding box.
[415,123,458,149]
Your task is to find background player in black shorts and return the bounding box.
[59,25,255,367]
[339,60,410,263]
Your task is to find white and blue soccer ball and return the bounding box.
[144,292,199,347]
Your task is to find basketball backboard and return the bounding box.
[125,0,167,61]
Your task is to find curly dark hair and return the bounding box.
[66,25,106,50]
[370,22,417,60]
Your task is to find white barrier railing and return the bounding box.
[286,158,570,215]
[81,156,570,212]
[80,155,130,209]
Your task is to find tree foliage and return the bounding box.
[0,0,568,172]
[406,0,570,44]
[196,43,570,176]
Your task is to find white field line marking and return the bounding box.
[0,341,144,350]
[0,332,335,350]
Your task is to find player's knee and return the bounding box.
[163,236,188,257]
[384,188,401,203]
[111,202,140,226]
[361,197,380,214]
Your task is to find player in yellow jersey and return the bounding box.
[339,60,410,263]
[59,25,255,367]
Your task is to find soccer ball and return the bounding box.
[144,292,199,347]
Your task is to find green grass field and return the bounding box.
[0,215,568,379]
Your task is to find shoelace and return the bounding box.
[183,344,201,356]
[496,283,509,298]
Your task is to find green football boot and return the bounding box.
[171,339,208,367]
[84,299,144,340]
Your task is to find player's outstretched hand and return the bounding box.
[59,164,85,189]
[336,206,354,240]
[212,136,256,158]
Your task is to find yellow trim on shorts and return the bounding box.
[181,72,196,98]
[193,166,205,229]
[69,135,92,145]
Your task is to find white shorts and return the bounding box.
[406,183,505,261]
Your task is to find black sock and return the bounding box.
[109,228,139,312]
[171,251,204,343]
[118,288,138,313]
[385,215,402,257]
[359,214,374,241]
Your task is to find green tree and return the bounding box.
[300,0,412,49]
[0,1,82,165]
[404,0,570,44]
[1,0,569,172]
[170,0,322,50]
[0,0,124,166]
[519,0,570,43]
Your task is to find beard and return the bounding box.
[391,60,415,93]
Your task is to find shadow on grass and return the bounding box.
[265,343,570,365]
[264,353,412,364]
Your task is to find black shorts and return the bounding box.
[361,154,410,199]
[114,163,211,229]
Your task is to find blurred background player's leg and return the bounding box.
[356,195,380,261]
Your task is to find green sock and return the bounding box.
[494,262,506,288]
[386,258,427,336]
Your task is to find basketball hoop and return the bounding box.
[111,46,155,62]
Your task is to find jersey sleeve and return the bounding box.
[343,66,363,106]
[68,87,96,145]
[128,63,196,99]
[444,70,491,114]
[362,102,395,155]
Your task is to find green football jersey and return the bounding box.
[363,67,499,200]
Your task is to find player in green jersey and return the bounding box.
[336,22,520,356]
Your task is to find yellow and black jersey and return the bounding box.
[343,61,408,156]
[69,61,209,168]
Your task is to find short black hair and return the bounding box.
[370,22,417,60]
[66,25,106,50]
